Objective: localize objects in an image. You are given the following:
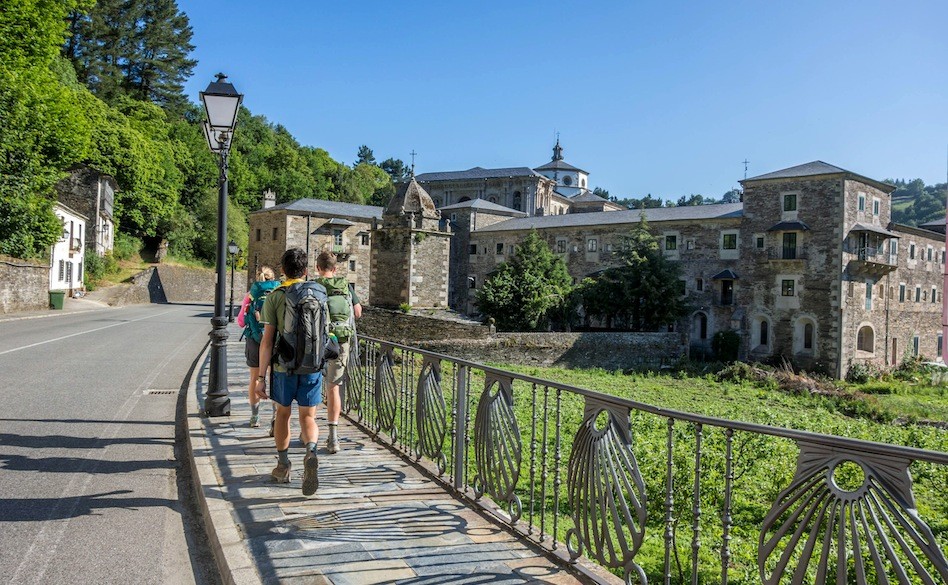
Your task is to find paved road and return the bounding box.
[0,303,222,585]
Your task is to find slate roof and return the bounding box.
[711,269,740,280]
[850,223,900,238]
[438,198,527,217]
[258,198,383,220]
[570,190,612,203]
[473,203,743,233]
[767,220,811,232]
[534,159,587,173]
[743,161,895,192]
[918,218,946,234]
[415,167,544,182]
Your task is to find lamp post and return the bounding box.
[227,240,239,322]
[200,73,243,417]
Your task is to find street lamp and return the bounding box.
[227,240,239,322]
[200,73,243,417]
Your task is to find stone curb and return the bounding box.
[184,343,262,585]
[0,305,113,323]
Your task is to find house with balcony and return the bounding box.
[55,165,118,256]
[50,202,88,295]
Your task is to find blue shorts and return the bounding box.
[271,371,323,407]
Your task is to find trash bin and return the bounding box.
[49,290,65,310]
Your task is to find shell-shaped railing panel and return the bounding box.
[373,344,398,440]
[566,397,647,585]
[344,338,366,417]
[415,356,448,474]
[759,441,948,584]
[472,373,523,522]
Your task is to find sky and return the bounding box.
[178,1,948,202]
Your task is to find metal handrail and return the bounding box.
[344,334,948,584]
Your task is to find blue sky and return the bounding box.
[179,1,948,201]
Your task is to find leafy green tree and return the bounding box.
[721,188,742,203]
[592,186,610,198]
[610,194,663,210]
[355,145,375,166]
[476,231,573,331]
[0,0,90,257]
[578,215,688,331]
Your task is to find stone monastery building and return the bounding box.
[247,145,944,379]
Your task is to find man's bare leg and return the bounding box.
[271,404,293,482]
[325,383,341,453]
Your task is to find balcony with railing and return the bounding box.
[766,245,808,261]
[846,244,898,277]
[342,336,948,584]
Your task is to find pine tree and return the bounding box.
[476,231,573,331]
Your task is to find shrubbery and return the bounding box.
[711,330,740,361]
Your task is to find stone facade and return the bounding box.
[54,165,117,256]
[0,256,49,313]
[370,179,451,309]
[357,306,493,342]
[467,162,945,378]
[416,170,554,216]
[247,198,380,302]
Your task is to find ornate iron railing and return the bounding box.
[342,336,948,584]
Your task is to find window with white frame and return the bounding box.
[899,283,906,302]
[722,233,737,250]
[587,238,598,252]
[556,239,567,254]
[857,193,866,212]
[783,193,797,212]
[872,198,880,216]
[665,235,677,251]
[782,279,795,297]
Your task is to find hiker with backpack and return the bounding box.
[237,266,279,429]
[254,248,336,496]
[314,251,362,454]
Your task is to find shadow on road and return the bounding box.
[0,490,178,522]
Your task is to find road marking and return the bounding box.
[9,320,203,585]
[0,309,175,356]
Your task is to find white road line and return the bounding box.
[10,320,203,585]
[0,309,175,356]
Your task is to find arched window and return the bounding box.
[804,323,813,349]
[459,196,471,203]
[488,196,497,204]
[512,191,522,211]
[857,326,874,352]
[581,177,586,188]
[760,320,769,346]
[693,312,708,340]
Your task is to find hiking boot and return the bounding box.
[302,450,319,496]
[249,414,260,428]
[326,437,340,454]
[270,461,291,483]
[268,418,275,438]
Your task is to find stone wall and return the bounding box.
[416,332,685,370]
[0,256,49,313]
[357,306,493,342]
[123,265,247,304]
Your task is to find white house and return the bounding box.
[50,202,88,295]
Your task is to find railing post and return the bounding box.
[453,364,469,490]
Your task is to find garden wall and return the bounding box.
[0,256,49,314]
[357,306,494,342]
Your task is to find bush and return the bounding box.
[711,330,740,362]
[398,303,411,313]
[845,360,886,384]
[83,252,119,288]
[113,233,142,261]
[892,354,938,382]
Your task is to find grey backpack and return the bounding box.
[275,281,334,375]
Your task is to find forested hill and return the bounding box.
[0,0,406,263]
[888,178,947,227]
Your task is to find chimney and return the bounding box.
[262,189,276,209]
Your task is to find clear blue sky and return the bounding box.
[179,1,948,201]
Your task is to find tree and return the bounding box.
[64,0,196,109]
[609,193,663,210]
[476,231,573,331]
[355,145,375,166]
[379,157,409,182]
[577,214,688,331]
[676,194,706,206]
[721,188,742,203]
[593,186,610,199]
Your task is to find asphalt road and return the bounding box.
[0,303,221,585]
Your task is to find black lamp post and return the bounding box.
[227,240,239,322]
[200,73,243,417]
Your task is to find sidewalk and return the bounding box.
[187,324,594,584]
[0,295,111,322]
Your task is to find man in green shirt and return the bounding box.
[255,248,322,495]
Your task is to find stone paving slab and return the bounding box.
[187,326,604,584]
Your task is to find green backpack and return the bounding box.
[316,276,354,342]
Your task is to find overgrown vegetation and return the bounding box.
[0,1,407,265]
